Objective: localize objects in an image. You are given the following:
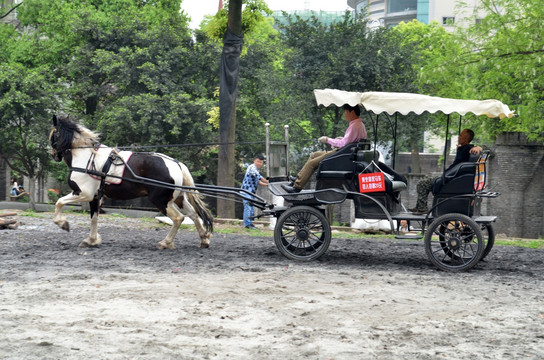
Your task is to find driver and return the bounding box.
[282,104,367,193]
[409,128,483,214]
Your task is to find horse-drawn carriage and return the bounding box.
[49,89,513,272]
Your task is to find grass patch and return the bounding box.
[19,210,46,218]
[494,238,544,249]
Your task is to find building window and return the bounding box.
[388,0,417,13]
[442,16,455,25]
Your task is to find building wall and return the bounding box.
[487,133,544,239]
[348,0,481,29]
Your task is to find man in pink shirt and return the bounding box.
[282,104,367,193]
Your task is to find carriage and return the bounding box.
[259,89,514,272]
[50,89,513,272]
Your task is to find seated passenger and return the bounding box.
[282,104,367,193]
[409,128,483,214]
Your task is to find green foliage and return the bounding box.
[458,0,544,141]
[275,12,419,167]
[203,0,272,41]
[2,0,543,201]
[0,59,58,180]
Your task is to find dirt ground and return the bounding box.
[0,210,543,360]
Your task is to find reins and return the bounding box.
[68,148,270,209]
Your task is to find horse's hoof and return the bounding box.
[78,241,92,248]
[61,222,70,232]
[157,242,174,250]
[199,233,212,248]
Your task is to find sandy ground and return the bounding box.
[0,211,543,359]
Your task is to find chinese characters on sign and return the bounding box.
[358,172,385,193]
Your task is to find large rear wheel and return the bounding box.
[481,223,495,260]
[274,206,331,261]
[424,214,484,271]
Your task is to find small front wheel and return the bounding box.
[274,206,331,261]
[424,213,484,271]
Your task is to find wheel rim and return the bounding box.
[275,206,331,260]
[425,214,484,271]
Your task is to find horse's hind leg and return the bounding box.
[79,197,102,247]
[157,201,184,250]
[178,195,211,249]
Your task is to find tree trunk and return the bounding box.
[410,137,421,174]
[217,112,237,218]
[28,177,37,211]
[217,0,243,219]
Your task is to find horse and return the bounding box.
[49,115,213,249]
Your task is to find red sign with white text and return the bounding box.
[359,172,386,193]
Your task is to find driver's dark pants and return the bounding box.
[293,148,338,190]
[414,175,436,211]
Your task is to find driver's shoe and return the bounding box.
[281,184,301,193]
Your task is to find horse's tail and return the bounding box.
[182,170,214,234]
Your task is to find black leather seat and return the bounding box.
[431,152,490,216]
[316,141,370,180]
[432,153,480,195]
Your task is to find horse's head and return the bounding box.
[49,115,81,162]
[50,115,101,162]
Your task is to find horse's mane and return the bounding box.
[54,115,100,151]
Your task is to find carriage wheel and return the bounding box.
[481,223,495,260]
[424,214,484,271]
[274,206,331,261]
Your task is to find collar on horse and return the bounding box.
[70,147,122,200]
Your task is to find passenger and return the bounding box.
[409,128,483,214]
[241,154,268,230]
[10,178,18,196]
[282,104,367,193]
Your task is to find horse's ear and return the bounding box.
[52,115,58,127]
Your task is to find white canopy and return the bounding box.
[314,89,515,119]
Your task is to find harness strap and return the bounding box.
[69,150,120,200]
[97,152,117,200]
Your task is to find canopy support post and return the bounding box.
[443,114,451,173]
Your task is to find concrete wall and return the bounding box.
[487,132,544,239]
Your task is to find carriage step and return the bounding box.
[395,233,423,240]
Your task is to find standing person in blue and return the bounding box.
[241,154,268,229]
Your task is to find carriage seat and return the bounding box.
[432,152,487,195]
[355,160,408,193]
[316,141,370,179]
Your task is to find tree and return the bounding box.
[16,0,221,183]
[277,12,419,170]
[458,0,544,142]
[206,0,272,218]
[0,43,59,209]
[393,20,466,171]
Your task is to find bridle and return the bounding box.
[49,128,67,162]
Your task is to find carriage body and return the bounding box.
[268,89,514,271]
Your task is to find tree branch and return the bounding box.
[460,48,544,66]
[0,1,23,20]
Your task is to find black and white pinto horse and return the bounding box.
[49,115,213,249]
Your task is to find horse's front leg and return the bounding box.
[53,192,93,232]
[79,197,102,247]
